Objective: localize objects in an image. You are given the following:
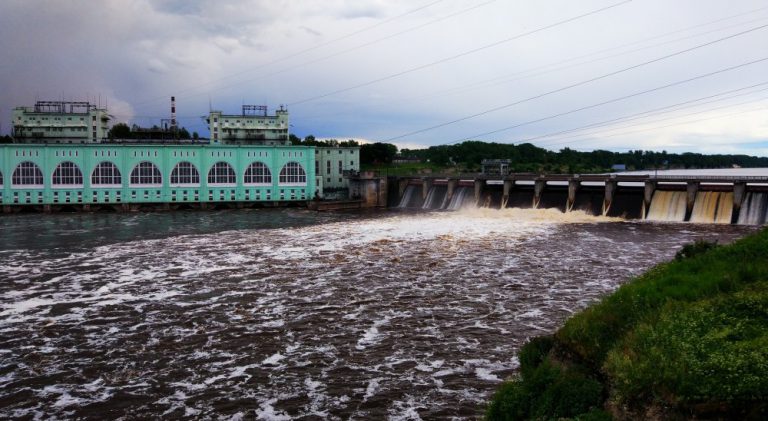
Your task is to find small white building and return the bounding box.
[315,146,360,198]
[12,101,110,143]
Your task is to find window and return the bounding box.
[244,162,272,185]
[0,170,3,187]
[170,162,200,186]
[207,161,236,185]
[11,161,43,187]
[326,161,331,175]
[315,160,319,174]
[129,161,162,186]
[338,160,343,173]
[92,162,122,186]
[51,162,84,186]
[279,162,306,185]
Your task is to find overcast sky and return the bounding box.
[2,0,768,155]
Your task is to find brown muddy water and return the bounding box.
[0,208,759,419]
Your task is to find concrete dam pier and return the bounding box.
[389,173,768,225]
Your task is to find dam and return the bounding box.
[390,173,768,224]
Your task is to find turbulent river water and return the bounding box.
[0,208,759,420]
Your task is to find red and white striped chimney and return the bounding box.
[171,96,177,130]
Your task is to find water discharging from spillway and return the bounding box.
[689,191,733,224]
[422,185,448,209]
[738,192,768,225]
[447,186,475,210]
[646,190,687,221]
[401,185,475,210]
[0,209,758,419]
[398,184,424,208]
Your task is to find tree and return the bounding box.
[108,122,132,139]
[361,142,398,164]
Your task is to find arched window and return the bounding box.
[170,161,200,186]
[91,162,122,187]
[207,161,236,185]
[52,161,84,187]
[12,161,43,187]
[243,162,271,185]
[129,161,162,186]
[279,162,306,185]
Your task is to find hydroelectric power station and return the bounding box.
[1,100,366,212]
[3,99,768,224]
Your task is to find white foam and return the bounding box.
[363,377,382,401]
[262,353,285,366]
[255,398,293,421]
[356,316,391,350]
[475,367,501,382]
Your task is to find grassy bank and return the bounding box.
[486,229,768,420]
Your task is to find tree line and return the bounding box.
[108,122,198,140]
[397,141,768,173]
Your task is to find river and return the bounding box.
[0,208,759,419]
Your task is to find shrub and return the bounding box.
[518,335,555,379]
[674,239,718,261]
[485,380,530,421]
[486,362,604,420]
[574,408,614,421]
[604,285,768,412]
[529,366,604,419]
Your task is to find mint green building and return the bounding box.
[0,144,316,207]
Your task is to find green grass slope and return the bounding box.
[486,230,768,420]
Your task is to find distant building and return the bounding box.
[12,101,110,144]
[481,159,510,175]
[315,146,360,198]
[393,156,421,164]
[611,164,627,172]
[207,105,289,146]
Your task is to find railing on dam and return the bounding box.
[391,173,768,184]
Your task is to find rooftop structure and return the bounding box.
[481,159,511,175]
[12,101,110,144]
[207,105,289,146]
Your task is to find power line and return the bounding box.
[444,56,768,144]
[401,12,768,104]
[385,23,768,141]
[195,0,500,103]
[535,91,768,147]
[528,82,768,145]
[543,103,768,148]
[130,0,447,108]
[287,0,633,106]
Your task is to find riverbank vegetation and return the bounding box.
[486,229,768,420]
[288,136,768,174]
